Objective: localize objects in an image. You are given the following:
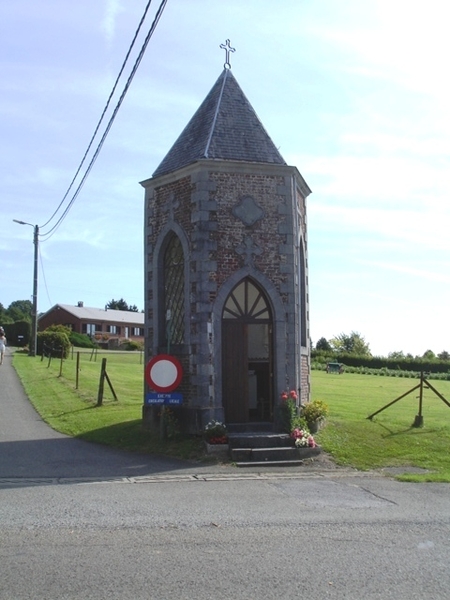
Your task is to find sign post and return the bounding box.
[145,354,183,405]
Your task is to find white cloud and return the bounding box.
[101,0,124,46]
[357,260,450,285]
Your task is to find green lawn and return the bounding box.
[313,370,450,481]
[12,351,450,480]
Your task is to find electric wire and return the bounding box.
[40,0,168,240]
[40,0,155,231]
[38,246,53,308]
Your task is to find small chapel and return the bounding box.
[141,45,311,434]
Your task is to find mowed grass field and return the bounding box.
[313,370,450,481]
[12,351,450,480]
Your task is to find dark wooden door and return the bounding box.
[222,321,248,422]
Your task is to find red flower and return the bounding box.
[208,435,228,445]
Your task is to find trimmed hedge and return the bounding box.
[2,320,30,346]
[312,350,450,374]
[312,361,450,381]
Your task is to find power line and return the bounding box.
[38,245,53,309]
[40,0,154,231]
[40,0,168,240]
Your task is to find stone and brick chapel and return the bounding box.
[141,60,311,433]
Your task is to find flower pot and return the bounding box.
[307,418,325,434]
[205,442,229,454]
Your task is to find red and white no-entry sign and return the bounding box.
[145,354,183,392]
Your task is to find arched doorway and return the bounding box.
[222,278,273,423]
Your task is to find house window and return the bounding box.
[132,327,143,336]
[108,325,118,334]
[83,323,101,335]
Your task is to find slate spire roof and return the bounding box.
[152,69,287,178]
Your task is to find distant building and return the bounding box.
[141,65,311,433]
[38,303,144,346]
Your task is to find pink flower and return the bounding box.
[289,390,298,399]
[290,428,308,440]
[308,436,316,447]
[281,392,288,401]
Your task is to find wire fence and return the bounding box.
[69,347,144,365]
[41,345,144,406]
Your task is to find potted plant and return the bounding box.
[203,420,228,452]
[301,400,329,433]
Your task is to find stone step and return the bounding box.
[230,446,320,463]
[228,432,293,449]
[227,422,273,433]
[235,460,310,468]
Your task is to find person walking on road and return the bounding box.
[0,328,6,365]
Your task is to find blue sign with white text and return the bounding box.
[145,392,183,406]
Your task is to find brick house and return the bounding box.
[141,67,311,433]
[38,303,144,346]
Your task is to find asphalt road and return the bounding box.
[1,349,450,599]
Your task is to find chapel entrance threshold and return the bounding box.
[226,421,275,434]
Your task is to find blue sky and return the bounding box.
[2,0,449,357]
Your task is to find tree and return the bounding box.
[422,349,436,360]
[437,350,450,361]
[315,337,332,352]
[0,302,8,324]
[388,351,405,360]
[330,331,371,356]
[106,298,139,312]
[7,300,32,322]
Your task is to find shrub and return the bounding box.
[70,332,96,348]
[121,340,144,351]
[38,329,71,358]
[301,399,329,426]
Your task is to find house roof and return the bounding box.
[40,304,144,326]
[152,68,287,178]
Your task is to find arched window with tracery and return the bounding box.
[162,233,184,346]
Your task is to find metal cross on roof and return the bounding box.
[220,39,235,69]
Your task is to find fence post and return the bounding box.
[59,346,64,377]
[76,351,80,389]
[97,358,107,406]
